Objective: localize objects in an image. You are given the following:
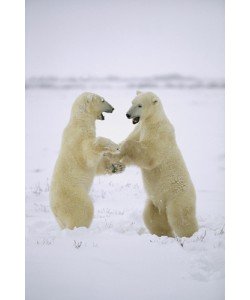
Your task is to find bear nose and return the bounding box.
[126,113,131,119]
[111,107,114,112]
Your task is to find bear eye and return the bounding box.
[138,104,142,108]
[101,98,105,103]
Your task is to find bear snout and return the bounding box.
[126,113,131,119]
[106,107,114,113]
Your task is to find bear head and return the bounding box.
[126,91,163,124]
[72,92,114,121]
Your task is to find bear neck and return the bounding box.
[142,107,167,126]
[70,113,96,138]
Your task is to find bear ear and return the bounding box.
[79,103,86,112]
[153,98,158,104]
[136,90,142,96]
[86,94,93,103]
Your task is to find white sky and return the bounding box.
[26,0,224,78]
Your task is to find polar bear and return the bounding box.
[119,91,198,237]
[50,92,124,230]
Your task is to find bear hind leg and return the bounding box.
[65,197,94,230]
[53,193,94,230]
[143,200,174,237]
[166,199,198,238]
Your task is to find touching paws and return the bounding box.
[110,162,126,174]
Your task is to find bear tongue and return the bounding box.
[132,117,140,124]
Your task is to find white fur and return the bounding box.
[120,91,198,237]
[50,92,124,229]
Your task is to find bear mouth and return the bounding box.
[98,108,114,121]
[98,113,105,120]
[132,117,140,124]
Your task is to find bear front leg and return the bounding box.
[120,140,160,170]
[94,137,120,154]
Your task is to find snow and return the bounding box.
[25,85,224,300]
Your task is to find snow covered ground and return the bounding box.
[25,85,224,300]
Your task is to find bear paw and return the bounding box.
[95,137,120,154]
[110,162,125,174]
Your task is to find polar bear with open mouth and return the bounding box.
[50,92,125,229]
[119,91,198,237]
